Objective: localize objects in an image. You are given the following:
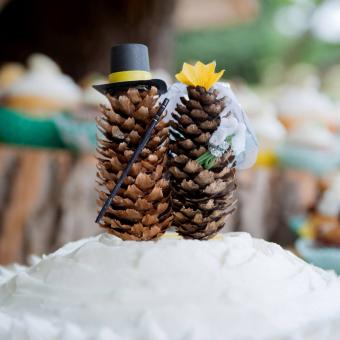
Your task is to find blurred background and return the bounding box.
[0,0,339,270]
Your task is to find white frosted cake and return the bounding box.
[1,232,340,339]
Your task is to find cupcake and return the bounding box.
[54,76,108,153]
[275,86,336,131]
[0,54,81,148]
[287,122,335,150]
[277,122,340,175]
[3,54,81,116]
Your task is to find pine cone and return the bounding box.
[96,86,172,241]
[169,85,238,240]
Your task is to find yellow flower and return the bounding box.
[175,61,225,90]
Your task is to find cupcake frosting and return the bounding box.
[6,54,81,107]
[1,232,340,339]
[276,86,335,123]
[287,122,336,149]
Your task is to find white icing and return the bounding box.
[287,122,336,149]
[318,173,340,217]
[1,232,340,339]
[6,54,81,106]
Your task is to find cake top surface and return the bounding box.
[1,232,340,340]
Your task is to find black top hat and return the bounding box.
[93,44,167,95]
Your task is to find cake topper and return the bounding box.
[166,61,258,170]
[96,97,169,224]
[167,61,258,239]
[94,44,172,240]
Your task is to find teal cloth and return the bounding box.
[0,107,64,148]
[296,238,340,274]
[53,113,97,153]
[277,141,340,176]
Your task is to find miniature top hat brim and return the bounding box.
[93,44,167,95]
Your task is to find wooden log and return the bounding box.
[0,146,17,222]
[0,145,74,264]
[236,168,282,239]
[24,150,73,257]
[0,149,45,264]
[55,155,99,249]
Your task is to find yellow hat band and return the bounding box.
[108,70,152,83]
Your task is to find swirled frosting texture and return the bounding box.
[6,54,81,105]
[1,232,340,340]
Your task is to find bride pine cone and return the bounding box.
[169,85,238,240]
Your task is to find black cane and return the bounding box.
[95,98,169,224]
